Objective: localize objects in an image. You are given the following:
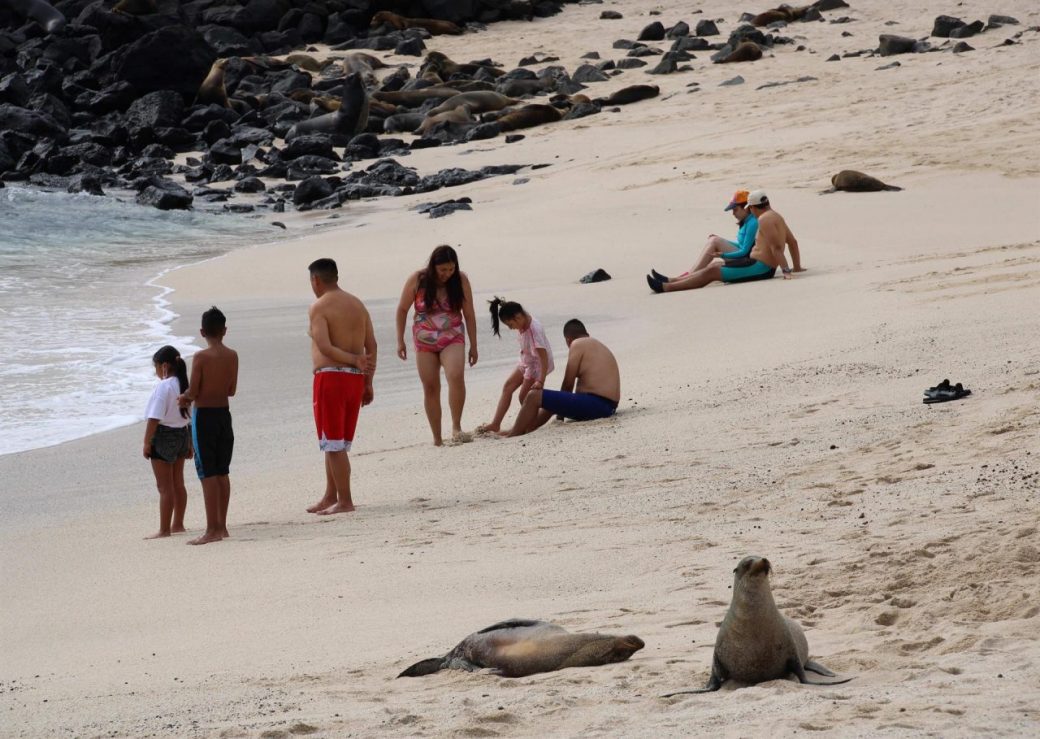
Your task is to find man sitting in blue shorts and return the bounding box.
[505,319,620,437]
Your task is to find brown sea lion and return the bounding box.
[715,41,763,64]
[195,58,230,108]
[496,104,563,132]
[372,87,460,107]
[752,9,792,26]
[383,112,425,134]
[663,556,852,696]
[826,170,903,193]
[421,51,505,79]
[341,52,388,75]
[426,91,521,117]
[283,53,331,73]
[371,10,463,36]
[417,104,474,135]
[593,85,660,106]
[496,78,552,97]
[399,619,645,678]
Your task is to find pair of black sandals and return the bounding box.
[923,379,971,404]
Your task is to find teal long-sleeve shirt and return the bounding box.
[723,213,759,259]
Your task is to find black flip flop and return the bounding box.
[923,382,971,404]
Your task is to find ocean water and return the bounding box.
[0,186,277,456]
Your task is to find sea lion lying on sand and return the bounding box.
[372,87,460,107]
[417,104,474,135]
[426,91,521,117]
[495,104,562,132]
[663,556,852,696]
[751,4,811,26]
[593,85,660,106]
[715,41,763,64]
[371,10,463,36]
[825,170,903,193]
[399,619,645,678]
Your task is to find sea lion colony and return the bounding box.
[0,0,973,212]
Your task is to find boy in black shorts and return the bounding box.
[179,307,239,545]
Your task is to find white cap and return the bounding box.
[747,189,768,206]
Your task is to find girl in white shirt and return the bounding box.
[143,345,191,540]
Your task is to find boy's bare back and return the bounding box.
[191,343,238,408]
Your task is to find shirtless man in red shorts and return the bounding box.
[306,258,377,515]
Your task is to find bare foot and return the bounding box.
[188,531,223,545]
[451,430,473,444]
[221,529,230,539]
[144,531,170,540]
[171,525,186,534]
[317,502,356,515]
[476,423,499,435]
[432,438,443,447]
[307,496,336,513]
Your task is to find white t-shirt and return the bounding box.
[145,377,189,428]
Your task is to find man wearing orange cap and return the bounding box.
[648,189,759,288]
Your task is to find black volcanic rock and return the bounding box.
[114,27,216,98]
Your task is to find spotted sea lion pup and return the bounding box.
[826,170,903,193]
[663,556,852,696]
[371,10,464,36]
[399,619,645,678]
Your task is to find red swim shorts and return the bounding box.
[312,368,364,452]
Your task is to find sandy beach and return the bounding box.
[2,0,1039,736]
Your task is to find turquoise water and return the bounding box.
[0,186,277,455]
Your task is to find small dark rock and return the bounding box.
[949,21,984,39]
[234,177,266,193]
[667,22,690,39]
[719,75,744,86]
[572,64,609,83]
[504,134,525,143]
[826,53,840,61]
[292,175,334,206]
[600,11,622,20]
[876,61,901,70]
[988,14,1019,26]
[931,15,965,38]
[695,19,719,37]
[579,268,611,284]
[137,177,192,210]
[952,41,974,53]
[878,34,917,56]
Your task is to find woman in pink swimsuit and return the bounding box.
[396,245,478,446]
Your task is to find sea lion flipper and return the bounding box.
[475,618,545,633]
[883,185,904,192]
[801,674,854,686]
[397,657,446,678]
[804,659,837,677]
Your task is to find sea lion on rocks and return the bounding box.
[417,104,474,135]
[399,619,645,678]
[341,52,388,75]
[284,53,331,73]
[421,51,505,79]
[426,91,521,117]
[663,556,852,696]
[4,0,66,33]
[715,41,763,63]
[592,84,660,106]
[372,87,460,107]
[383,112,425,134]
[285,72,368,141]
[371,10,464,36]
[196,58,230,108]
[496,104,562,132]
[826,170,903,193]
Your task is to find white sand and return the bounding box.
[3,1,1040,736]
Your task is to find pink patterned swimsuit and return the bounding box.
[413,288,465,353]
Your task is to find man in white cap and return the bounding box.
[647,189,802,292]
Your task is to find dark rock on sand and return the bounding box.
[720,75,744,86]
[667,22,690,39]
[579,268,611,283]
[949,21,984,39]
[0,104,66,141]
[988,15,1019,27]
[932,15,965,37]
[137,176,193,210]
[572,64,608,83]
[600,11,622,20]
[292,175,333,206]
[952,41,974,53]
[416,197,473,218]
[234,176,266,192]
[114,27,217,98]
[638,22,666,41]
[695,20,719,37]
[282,134,338,161]
[616,58,648,69]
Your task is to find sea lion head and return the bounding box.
[733,555,773,597]
[611,635,646,661]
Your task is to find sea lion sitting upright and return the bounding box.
[285,72,368,141]
[195,58,230,108]
[716,41,763,64]
[371,10,464,36]
[827,170,903,193]
[3,0,66,33]
[399,619,645,678]
[663,556,851,696]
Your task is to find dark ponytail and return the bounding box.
[487,296,525,337]
[153,345,190,418]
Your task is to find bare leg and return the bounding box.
[317,451,355,514]
[416,350,444,446]
[189,477,223,545]
[505,389,552,437]
[480,368,524,433]
[517,376,536,404]
[145,459,175,539]
[306,455,336,513]
[440,344,467,439]
[219,475,230,538]
[690,236,737,273]
[171,458,187,533]
[664,263,724,292]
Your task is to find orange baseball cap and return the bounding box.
[724,189,749,211]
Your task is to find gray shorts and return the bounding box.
[150,424,190,464]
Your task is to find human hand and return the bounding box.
[532,380,543,391]
[397,343,407,361]
[353,353,369,373]
[468,346,478,366]
[142,443,151,459]
[362,383,374,406]
[793,267,807,273]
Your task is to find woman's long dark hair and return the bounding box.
[153,345,189,419]
[488,296,525,337]
[418,245,464,313]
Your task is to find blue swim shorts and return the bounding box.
[540,389,618,422]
